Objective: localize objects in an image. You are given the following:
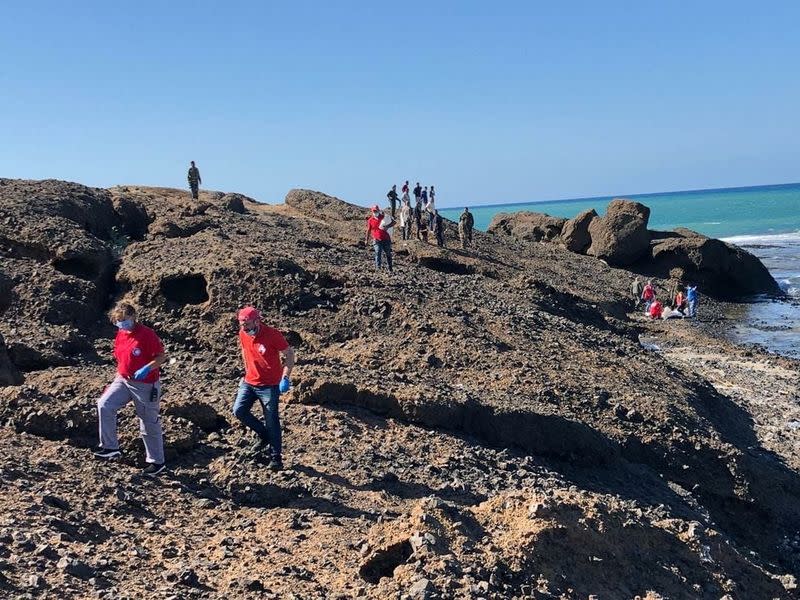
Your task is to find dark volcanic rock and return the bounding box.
[649,231,782,296]
[587,199,651,265]
[0,334,22,386]
[560,208,597,253]
[487,212,566,242]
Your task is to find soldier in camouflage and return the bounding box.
[188,161,201,199]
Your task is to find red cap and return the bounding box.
[371,204,380,211]
[238,306,261,321]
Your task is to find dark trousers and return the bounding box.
[233,381,281,460]
[190,183,199,199]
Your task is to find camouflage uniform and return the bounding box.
[188,165,201,199]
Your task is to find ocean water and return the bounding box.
[441,183,800,358]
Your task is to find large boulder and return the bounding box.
[650,231,781,296]
[587,199,651,265]
[560,209,597,253]
[487,212,566,242]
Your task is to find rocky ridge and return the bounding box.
[487,198,781,297]
[0,178,798,598]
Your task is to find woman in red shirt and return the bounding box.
[94,302,167,476]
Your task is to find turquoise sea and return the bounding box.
[441,183,800,357]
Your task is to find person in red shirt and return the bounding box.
[233,306,295,470]
[94,302,167,476]
[649,300,663,320]
[365,205,393,272]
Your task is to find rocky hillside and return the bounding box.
[0,178,798,598]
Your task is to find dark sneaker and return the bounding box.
[250,437,270,455]
[93,447,121,459]
[143,463,166,477]
[268,457,283,472]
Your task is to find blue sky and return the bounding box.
[2,1,798,207]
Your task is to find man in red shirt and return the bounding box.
[233,306,295,470]
[365,204,393,272]
[94,302,167,476]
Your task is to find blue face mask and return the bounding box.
[115,319,134,331]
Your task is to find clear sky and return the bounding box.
[2,1,798,208]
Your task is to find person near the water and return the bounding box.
[648,299,663,320]
[433,210,445,247]
[421,186,428,205]
[413,182,422,203]
[686,285,699,318]
[642,280,656,311]
[233,306,295,471]
[365,204,393,271]
[631,277,644,308]
[94,302,167,476]
[430,185,436,203]
[187,161,202,199]
[401,180,410,203]
[458,207,474,249]
[413,198,424,240]
[674,286,688,314]
[387,185,399,218]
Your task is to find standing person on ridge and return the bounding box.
[631,277,644,309]
[430,185,436,203]
[399,198,412,240]
[425,191,436,230]
[94,302,167,476]
[387,184,399,218]
[365,205,393,272]
[233,306,295,471]
[401,180,410,203]
[458,207,474,249]
[187,160,201,199]
[433,209,445,247]
[413,182,422,204]
[413,197,424,240]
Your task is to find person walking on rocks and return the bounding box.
[233,306,295,471]
[94,302,166,476]
[631,277,644,309]
[458,207,474,249]
[365,205,393,272]
[187,161,202,199]
[433,209,445,247]
[387,185,399,218]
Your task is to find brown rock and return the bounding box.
[560,208,597,253]
[487,212,566,242]
[586,199,651,265]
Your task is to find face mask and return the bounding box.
[115,319,134,331]
[244,326,258,337]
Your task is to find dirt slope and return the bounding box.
[0,178,798,598]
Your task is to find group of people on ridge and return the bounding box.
[632,277,699,320]
[366,182,476,271]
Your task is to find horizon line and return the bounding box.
[437,181,800,211]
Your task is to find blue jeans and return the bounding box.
[373,239,393,271]
[233,381,281,459]
[688,299,698,318]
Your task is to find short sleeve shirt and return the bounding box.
[114,324,164,383]
[239,326,290,386]
[366,216,390,241]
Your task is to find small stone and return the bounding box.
[408,578,433,598]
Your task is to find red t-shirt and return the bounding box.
[239,325,290,386]
[366,216,389,241]
[401,183,409,193]
[649,301,663,319]
[114,324,164,383]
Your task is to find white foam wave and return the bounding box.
[703,221,722,225]
[722,230,800,245]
